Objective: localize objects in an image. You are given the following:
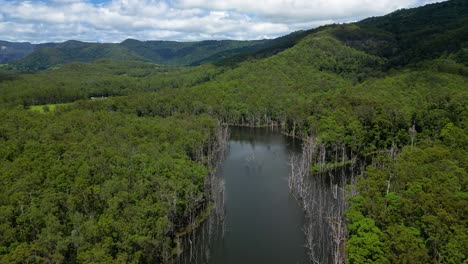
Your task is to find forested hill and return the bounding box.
[0,41,61,64]
[2,38,275,71]
[4,31,320,71]
[119,39,270,66]
[353,0,468,66]
[0,0,467,263]
[0,41,36,63]
[217,0,468,68]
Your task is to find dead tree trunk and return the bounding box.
[289,136,348,264]
[176,124,229,264]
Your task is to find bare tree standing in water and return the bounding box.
[289,136,352,264]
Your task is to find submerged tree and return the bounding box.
[289,136,354,264]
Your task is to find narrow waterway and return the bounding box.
[204,127,308,264]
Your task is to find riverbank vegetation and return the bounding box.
[0,0,467,263]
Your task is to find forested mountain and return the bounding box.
[0,41,37,63]
[4,38,275,71]
[2,28,327,71]
[12,41,145,72]
[216,0,468,68]
[0,0,467,263]
[120,38,270,66]
[0,41,60,64]
[353,0,468,66]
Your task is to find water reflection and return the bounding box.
[178,127,307,264]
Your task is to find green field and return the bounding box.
[29,103,72,113]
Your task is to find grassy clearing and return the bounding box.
[29,103,72,113]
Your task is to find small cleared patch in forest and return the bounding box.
[29,103,72,113]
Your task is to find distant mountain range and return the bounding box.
[0,37,299,71]
[0,41,59,64]
[1,0,467,71]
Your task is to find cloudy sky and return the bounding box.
[0,0,446,43]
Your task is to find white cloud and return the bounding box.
[176,0,425,21]
[0,0,448,43]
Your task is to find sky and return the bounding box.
[0,0,447,43]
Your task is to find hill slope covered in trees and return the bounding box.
[2,37,302,71]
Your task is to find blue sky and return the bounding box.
[0,0,447,43]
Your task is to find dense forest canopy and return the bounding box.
[0,0,467,263]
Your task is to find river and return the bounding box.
[179,127,308,264]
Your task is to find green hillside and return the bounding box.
[341,0,468,66]
[0,41,36,63]
[8,38,274,71]
[120,38,269,66]
[4,30,316,71]
[12,41,145,71]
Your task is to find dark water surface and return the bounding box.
[205,127,308,264]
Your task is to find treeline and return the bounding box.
[0,109,226,263]
[0,60,223,107]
